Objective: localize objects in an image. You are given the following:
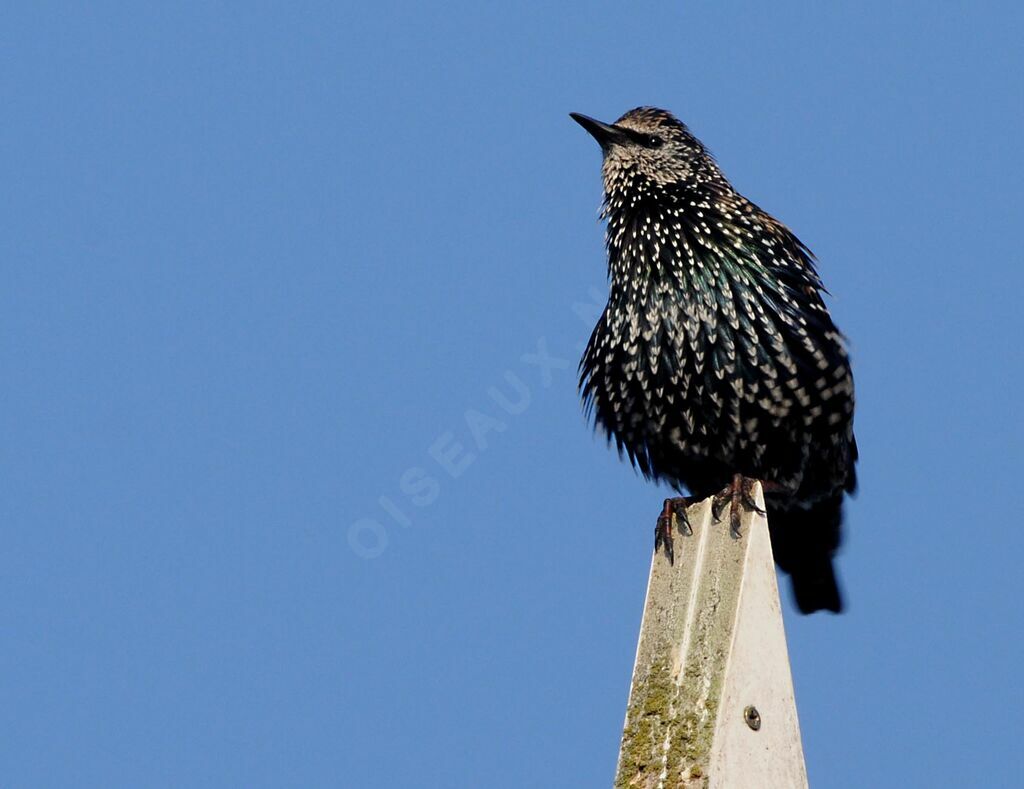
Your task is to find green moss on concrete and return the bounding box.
[615,648,731,788]
[615,657,674,788]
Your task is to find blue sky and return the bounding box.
[3,1,1023,786]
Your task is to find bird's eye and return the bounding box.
[647,135,664,148]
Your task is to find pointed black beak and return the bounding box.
[570,112,627,148]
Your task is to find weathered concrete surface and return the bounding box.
[614,486,808,789]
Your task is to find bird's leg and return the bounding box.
[655,497,693,564]
[712,474,766,538]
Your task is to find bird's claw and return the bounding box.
[655,497,692,564]
[712,474,765,539]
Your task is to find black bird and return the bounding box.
[571,107,857,614]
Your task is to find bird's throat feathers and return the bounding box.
[600,171,740,298]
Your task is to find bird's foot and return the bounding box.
[711,474,766,539]
[655,497,692,564]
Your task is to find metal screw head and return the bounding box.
[744,705,761,731]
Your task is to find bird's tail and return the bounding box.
[766,494,844,614]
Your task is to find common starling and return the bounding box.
[571,107,858,614]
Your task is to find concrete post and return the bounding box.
[614,485,808,789]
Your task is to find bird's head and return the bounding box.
[570,107,721,195]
